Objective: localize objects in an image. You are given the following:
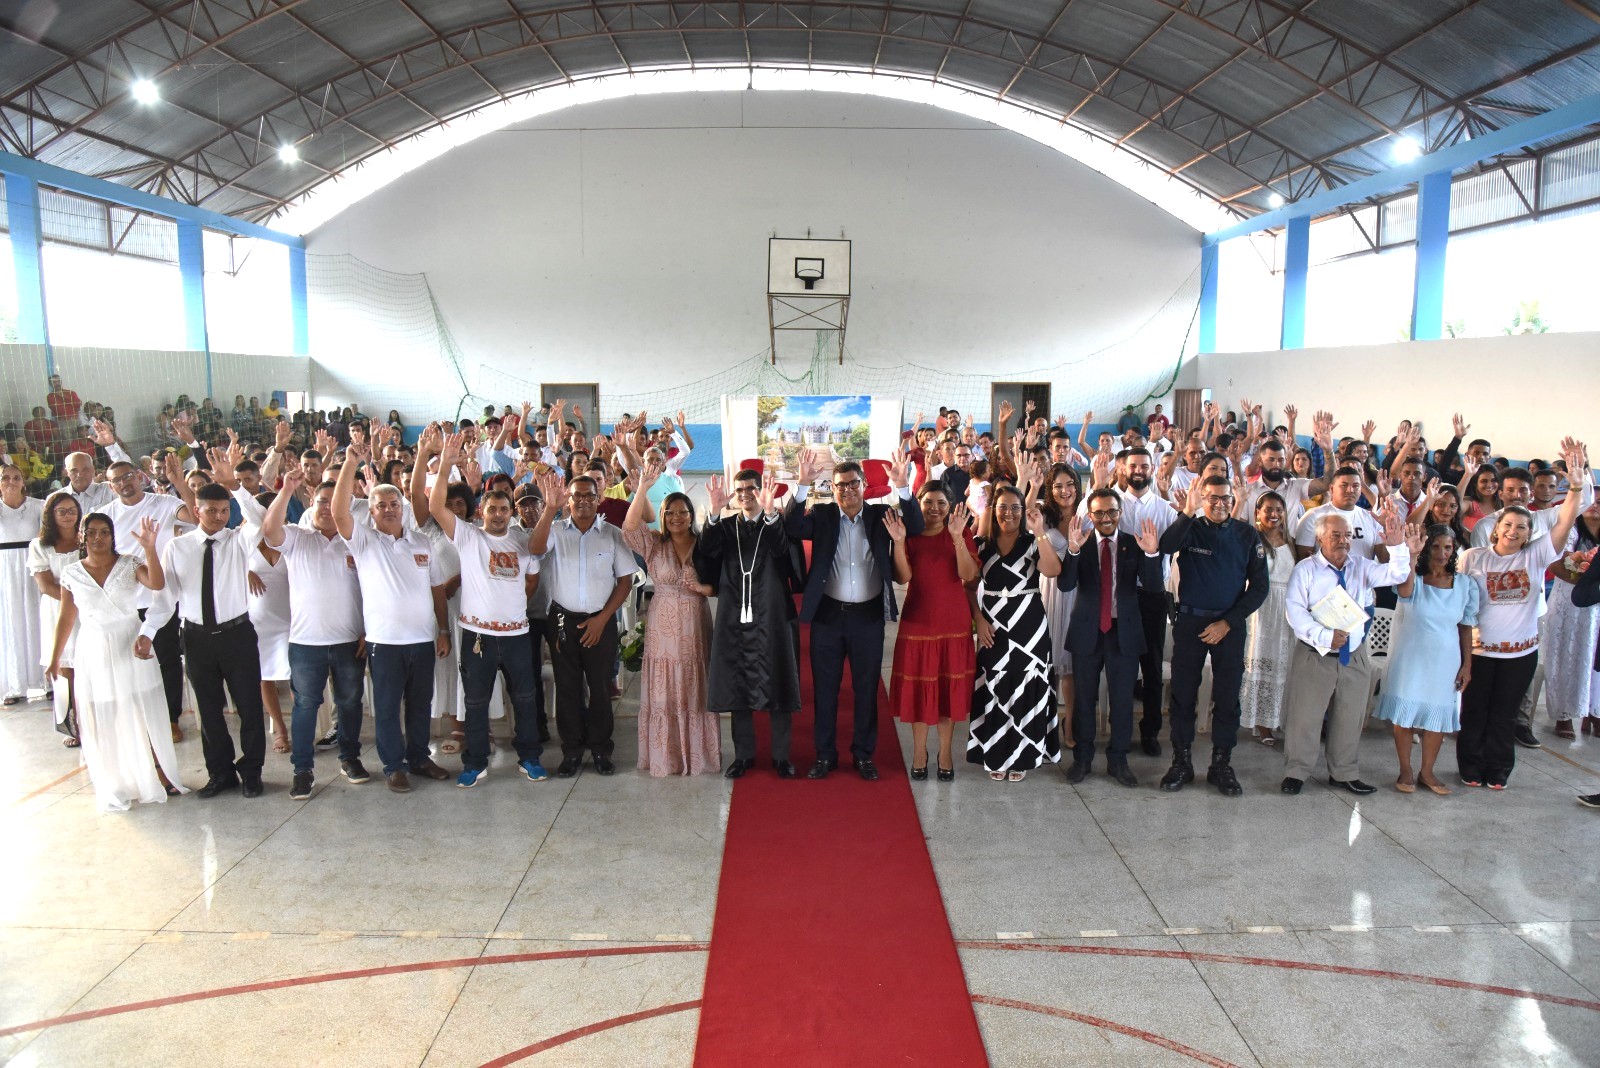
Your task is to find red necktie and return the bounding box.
[1099,537,1114,633]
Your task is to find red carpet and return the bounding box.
[694,625,989,1065]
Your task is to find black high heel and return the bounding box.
[937,764,954,782]
[910,764,928,781]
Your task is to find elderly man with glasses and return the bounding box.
[787,448,919,780]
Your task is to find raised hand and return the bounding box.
[882,508,906,544]
[1452,412,1469,439]
[888,447,910,488]
[1283,403,1298,422]
[314,429,335,458]
[1025,502,1048,537]
[1024,399,1036,416]
[795,451,820,486]
[997,400,1014,423]
[459,458,482,493]
[439,431,464,468]
[1090,451,1111,490]
[1066,518,1089,555]
[539,472,568,514]
[660,413,674,433]
[706,474,731,514]
[638,456,664,492]
[1379,498,1405,546]
[1404,525,1426,556]
[132,516,160,558]
[345,440,371,466]
[758,470,779,514]
[1136,518,1161,554]
[274,418,292,450]
[162,450,183,484]
[1054,413,1067,429]
[281,467,306,496]
[948,502,970,537]
[1360,419,1377,442]
[1376,471,1393,499]
[92,418,117,446]
[676,409,687,430]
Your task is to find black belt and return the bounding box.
[184,613,250,636]
[1298,640,1342,659]
[551,602,602,624]
[1176,604,1225,619]
[823,595,879,613]
[0,540,29,551]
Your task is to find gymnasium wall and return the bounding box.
[1179,331,1600,461]
[303,89,1202,427]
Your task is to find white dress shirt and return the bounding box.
[1078,485,1175,588]
[96,492,185,609]
[273,525,364,645]
[140,524,253,638]
[1284,546,1412,654]
[541,514,637,614]
[69,481,116,514]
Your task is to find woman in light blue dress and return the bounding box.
[1373,524,1480,795]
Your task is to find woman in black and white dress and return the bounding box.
[967,484,1063,782]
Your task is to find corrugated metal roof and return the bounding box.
[0,0,1595,224]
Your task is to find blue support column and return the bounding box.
[1411,169,1452,341]
[289,245,309,356]
[1199,240,1219,353]
[176,219,211,397]
[1280,214,1310,349]
[5,173,51,363]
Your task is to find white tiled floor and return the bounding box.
[3,627,1598,1067]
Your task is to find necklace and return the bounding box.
[733,513,765,624]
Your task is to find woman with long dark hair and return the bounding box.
[1036,463,1083,745]
[1461,462,1502,532]
[1240,491,1295,745]
[47,512,183,810]
[1373,525,1479,794]
[887,480,979,781]
[30,491,81,744]
[622,459,719,775]
[967,483,1063,782]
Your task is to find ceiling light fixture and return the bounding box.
[1392,135,1422,164]
[278,143,300,163]
[1266,192,1285,208]
[131,78,159,104]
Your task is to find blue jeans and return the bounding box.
[287,641,367,774]
[460,630,543,772]
[367,641,435,775]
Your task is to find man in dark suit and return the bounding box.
[1058,487,1165,787]
[786,448,920,780]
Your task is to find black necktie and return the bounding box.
[202,537,218,628]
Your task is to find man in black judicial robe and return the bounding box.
[695,467,803,779]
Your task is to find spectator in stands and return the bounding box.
[46,375,81,425]
[1147,403,1170,437]
[24,406,62,461]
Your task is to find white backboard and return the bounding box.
[768,238,851,297]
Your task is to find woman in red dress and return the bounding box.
[887,480,980,781]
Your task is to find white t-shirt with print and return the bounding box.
[452,522,538,636]
[1459,539,1561,658]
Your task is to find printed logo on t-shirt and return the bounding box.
[413,553,430,569]
[345,555,356,571]
[1484,568,1532,604]
[487,550,519,580]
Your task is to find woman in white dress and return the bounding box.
[1240,491,1295,744]
[29,491,81,744]
[46,512,185,812]
[1542,501,1600,738]
[1036,463,1083,752]
[1,463,45,705]
[245,494,294,753]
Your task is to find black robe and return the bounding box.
[695,511,803,714]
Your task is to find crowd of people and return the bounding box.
[2,384,1597,814]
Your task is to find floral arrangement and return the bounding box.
[620,617,647,672]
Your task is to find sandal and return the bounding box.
[439,738,462,755]
[1256,729,1277,747]
[989,771,1006,781]
[62,736,80,748]
[1555,719,1575,739]
[270,722,291,754]
[1418,775,1451,796]
[1395,776,1416,794]
[1008,770,1027,782]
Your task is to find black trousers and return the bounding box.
[184,620,266,779]
[1071,630,1139,764]
[1459,650,1538,784]
[732,710,793,763]
[809,597,884,764]
[1167,613,1246,752]
[1136,587,1169,741]
[138,606,185,724]
[547,607,618,759]
[529,621,551,743]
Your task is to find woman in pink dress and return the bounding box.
[622,458,720,775]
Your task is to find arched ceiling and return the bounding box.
[3,0,1599,228]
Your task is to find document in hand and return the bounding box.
[1310,585,1368,637]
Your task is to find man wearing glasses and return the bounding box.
[528,470,639,777]
[788,448,919,780]
[1155,475,1270,796]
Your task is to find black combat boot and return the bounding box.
[1159,746,1193,792]
[1206,747,1242,796]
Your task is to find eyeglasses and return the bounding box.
[570,492,598,501]
[1201,496,1232,504]
[835,479,863,490]
[663,509,692,518]
[109,471,138,484]
[1088,509,1120,519]
[995,505,1024,515]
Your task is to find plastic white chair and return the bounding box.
[1364,607,1395,716]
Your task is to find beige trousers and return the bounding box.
[1282,641,1372,782]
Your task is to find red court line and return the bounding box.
[959,942,1600,1012]
[0,943,708,1039]
[9,766,86,807]
[973,995,1243,1068]
[478,1000,702,1067]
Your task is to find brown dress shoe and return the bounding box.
[386,770,412,793]
[170,723,184,743]
[411,758,451,781]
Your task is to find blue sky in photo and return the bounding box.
[767,395,871,426]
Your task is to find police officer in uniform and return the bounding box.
[1156,475,1270,795]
